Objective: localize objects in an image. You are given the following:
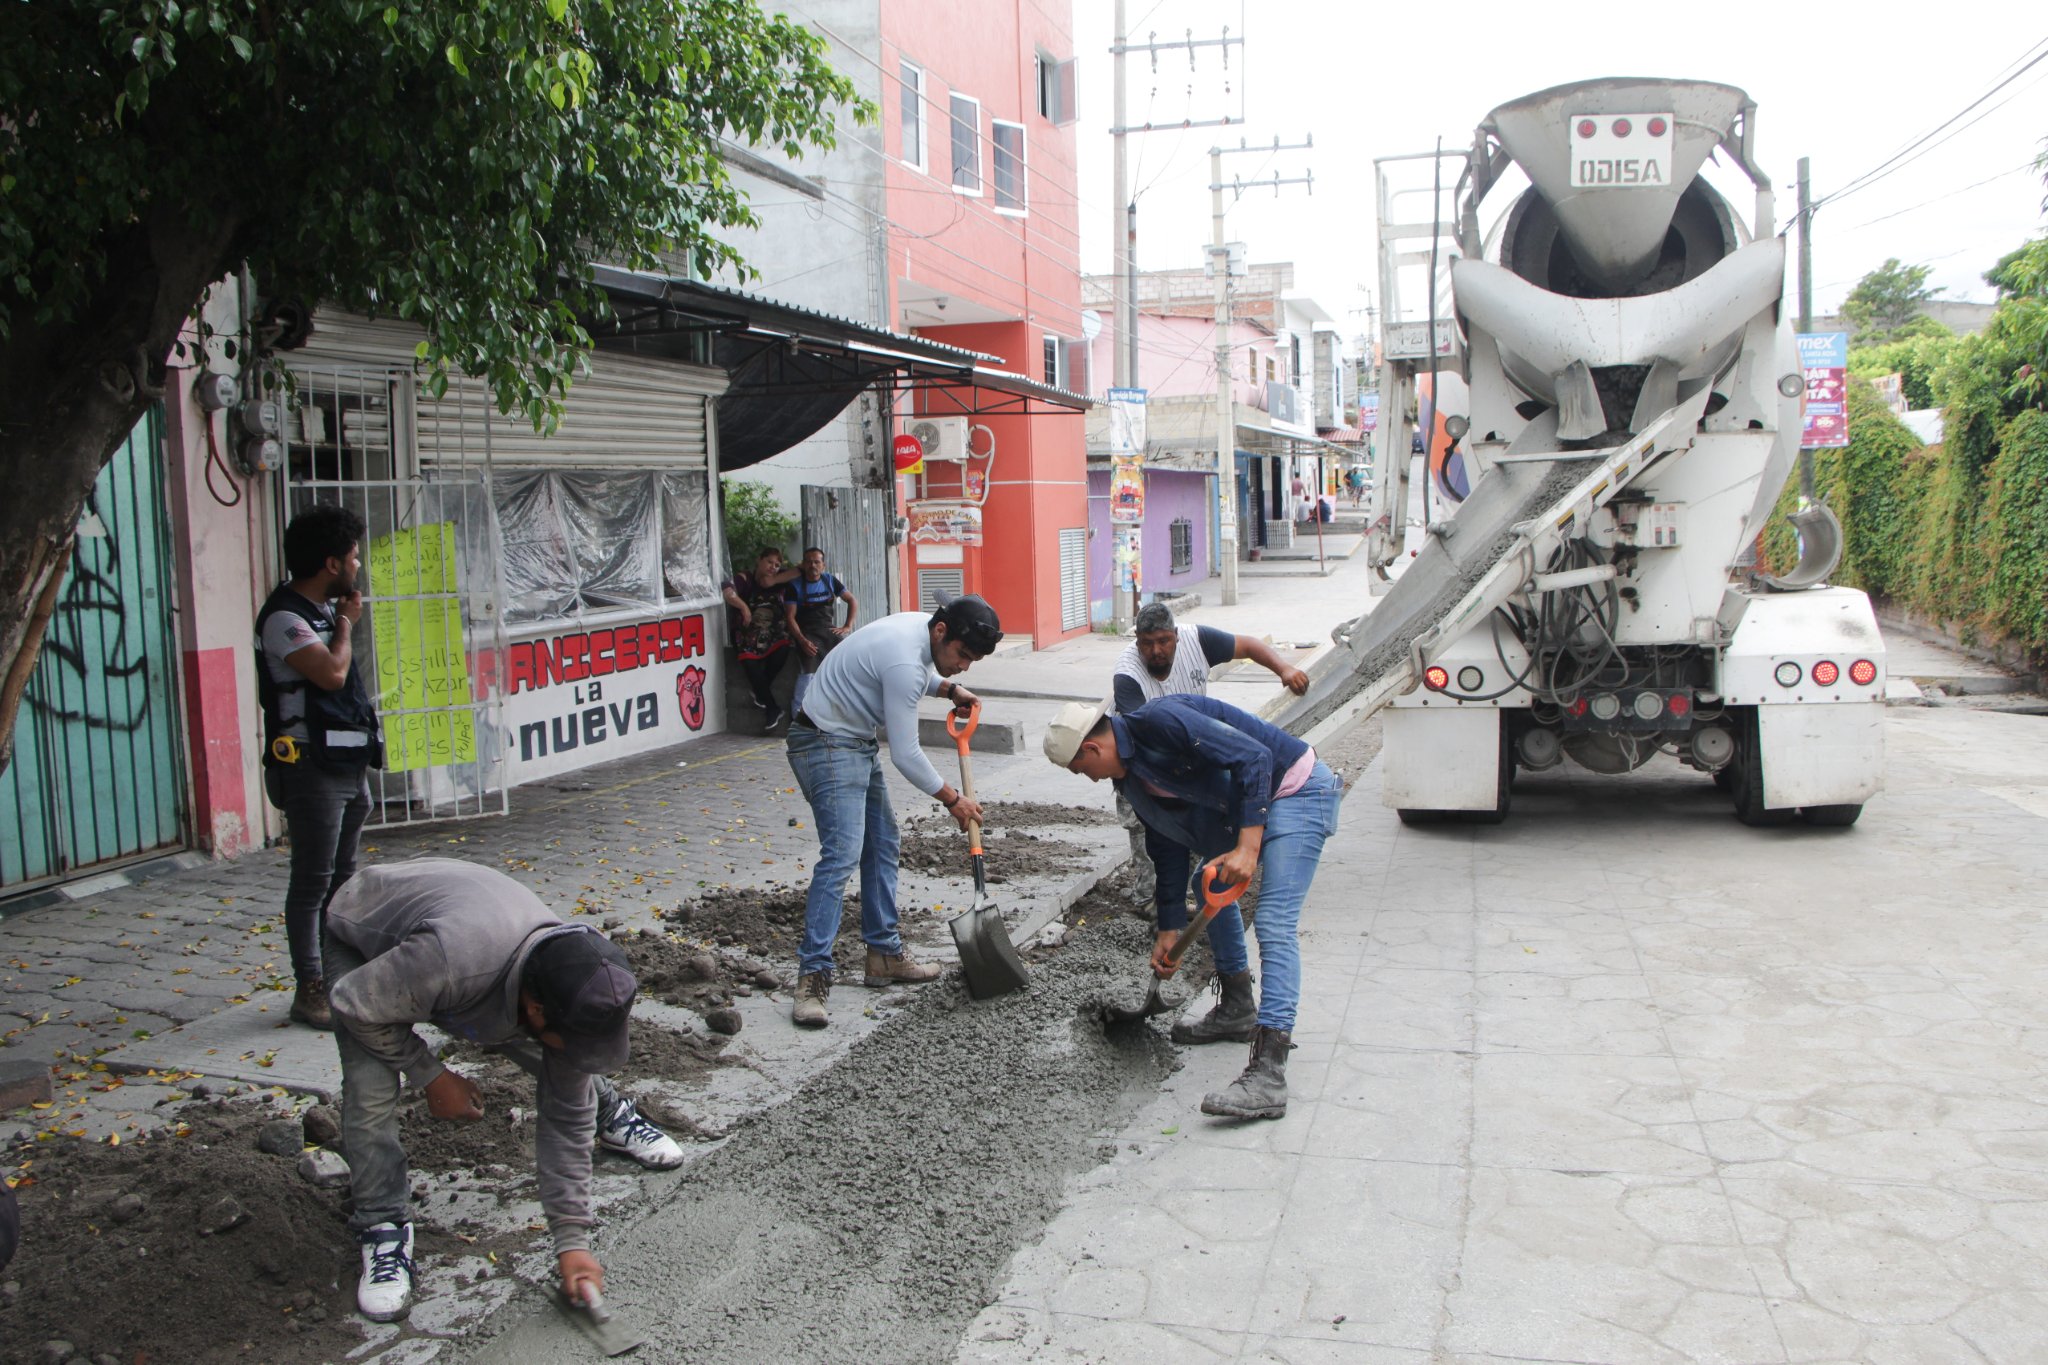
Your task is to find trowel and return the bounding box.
[1099,869,1246,1028]
[553,1285,647,1356]
[945,703,1031,1000]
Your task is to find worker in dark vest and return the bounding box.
[257,503,385,1030]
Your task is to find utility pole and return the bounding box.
[1111,0,1129,390]
[1796,156,1816,502]
[1107,19,1243,621]
[1210,137,1314,607]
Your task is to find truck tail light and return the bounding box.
[1812,660,1840,687]
[1774,661,1802,688]
[1424,665,1450,691]
[1667,692,1692,718]
[1612,118,1632,137]
[1850,659,1877,685]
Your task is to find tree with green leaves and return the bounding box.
[1840,257,1945,347]
[0,1,864,772]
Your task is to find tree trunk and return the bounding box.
[0,210,242,776]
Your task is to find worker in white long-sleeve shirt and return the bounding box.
[784,596,1000,1028]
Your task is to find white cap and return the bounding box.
[1042,698,1111,768]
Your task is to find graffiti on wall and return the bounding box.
[29,491,153,733]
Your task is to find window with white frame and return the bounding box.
[1035,52,1077,125]
[900,61,926,172]
[992,120,1026,212]
[1042,336,1087,393]
[950,93,981,194]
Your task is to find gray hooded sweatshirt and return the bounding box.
[325,858,608,1254]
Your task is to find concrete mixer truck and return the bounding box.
[1269,78,1885,827]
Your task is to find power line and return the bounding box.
[1813,37,2048,212]
[1834,158,2043,235]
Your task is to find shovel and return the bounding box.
[944,702,1031,1000]
[552,1285,647,1356]
[1099,867,1248,1028]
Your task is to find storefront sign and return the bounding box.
[366,522,475,773]
[1797,331,1849,449]
[481,611,714,783]
[1112,524,1142,592]
[1360,391,1380,432]
[907,502,982,545]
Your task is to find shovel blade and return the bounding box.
[553,1290,647,1356]
[949,901,1030,1000]
[1097,978,1167,1029]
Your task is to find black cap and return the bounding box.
[932,593,1003,655]
[525,930,637,1074]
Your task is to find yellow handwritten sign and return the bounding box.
[367,523,477,772]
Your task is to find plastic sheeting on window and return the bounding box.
[660,471,716,603]
[495,472,579,624]
[555,471,660,611]
[493,469,716,626]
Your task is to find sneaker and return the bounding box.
[792,969,831,1028]
[290,976,334,1031]
[355,1222,415,1322]
[763,705,787,731]
[597,1097,684,1169]
[863,946,942,987]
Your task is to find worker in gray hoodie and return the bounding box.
[324,858,685,1323]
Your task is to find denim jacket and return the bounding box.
[1110,695,1310,930]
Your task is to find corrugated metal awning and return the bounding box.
[588,269,1090,470]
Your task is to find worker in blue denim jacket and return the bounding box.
[1044,694,1342,1120]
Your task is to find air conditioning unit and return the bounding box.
[907,416,969,462]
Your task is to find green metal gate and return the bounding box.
[1,408,188,891]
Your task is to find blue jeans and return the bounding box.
[786,726,903,977]
[1204,762,1342,1032]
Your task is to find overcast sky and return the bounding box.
[1070,1,2047,337]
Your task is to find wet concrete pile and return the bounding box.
[516,916,1178,1364]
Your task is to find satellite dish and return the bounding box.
[1079,309,1103,342]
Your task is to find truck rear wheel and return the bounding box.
[1731,710,1796,828]
[1801,803,1863,827]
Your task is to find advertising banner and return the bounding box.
[1360,391,1380,432]
[1106,387,1148,456]
[1797,331,1849,449]
[907,502,983,545]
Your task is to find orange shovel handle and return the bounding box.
[1158,862,1250,975]
[946,699,982,753]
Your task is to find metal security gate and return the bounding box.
[1058,527,1088,630]
[799,485,889,635]
[281,367,509,825]
[1,409,188,891]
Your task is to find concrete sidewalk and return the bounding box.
[959,702,2048,1364]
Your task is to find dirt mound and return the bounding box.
[977,800,1115,829]
[893,824,1090,881]
[641,886,898,976]
[0,1105,361,1364]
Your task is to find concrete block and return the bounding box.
[919,715,1025,755]
[0,1051,54,1110]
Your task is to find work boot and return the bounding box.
[863,946,942,987]
[792,970,831,1029]
[355,1222,415,1322]
[1200,1025,1292,1121]
[1170,970,1256,1045]
[290,976,334,1031]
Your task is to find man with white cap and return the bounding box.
[324,858,685,1323]
[1044,694,1340,1120]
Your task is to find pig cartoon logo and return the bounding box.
[676,665,707,731]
